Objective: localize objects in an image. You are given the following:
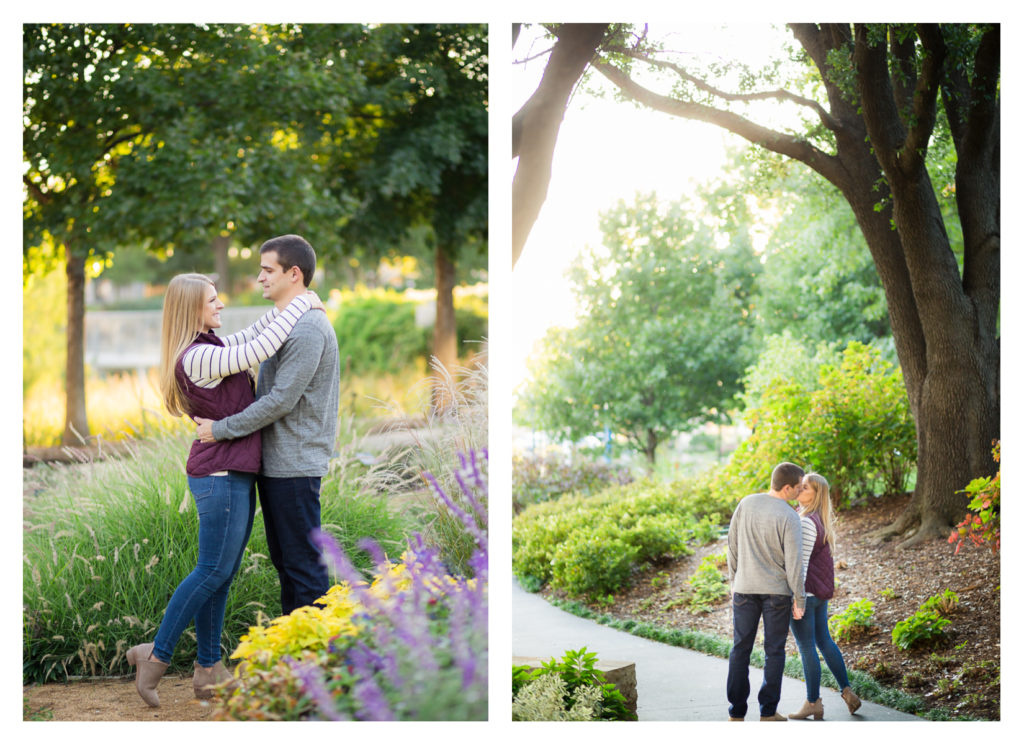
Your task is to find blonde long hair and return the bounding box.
[158,273,215,417]
[800,472,837,549]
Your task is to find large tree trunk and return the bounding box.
[433,244,458,376]
[62,239,89,446]
[851,23,1000,545]
[512,23,609,268]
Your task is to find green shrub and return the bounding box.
[331,287,488,376]
[454,292,489,353]
[828,599,876,642]
[332,288,429,375]
[512,647,635,721]
[687,551,729,613]
[512,449,633,513]
[720,341,916,508]
[512,480,703,599]
[892,610,951,650]
[920,589,959,616]
[551,526,641,599]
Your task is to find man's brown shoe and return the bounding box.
[760,712,787,721]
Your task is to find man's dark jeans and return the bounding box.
[727,592,792,719]
[257,475,330,615]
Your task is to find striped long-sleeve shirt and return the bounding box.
[799,515,817,596]
[180,295,312,388]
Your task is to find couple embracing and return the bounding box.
[726,462,863,721]
[125,234,340,707]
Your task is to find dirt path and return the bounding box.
[24,674,217,721]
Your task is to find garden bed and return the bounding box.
[541,493,1000,720]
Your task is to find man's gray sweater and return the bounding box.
[727,492,806,610]
[211,310,339,477]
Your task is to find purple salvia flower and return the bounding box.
[452,467,488,530]
[452,451,488,527]
[353,675,395,721]
[446,581,475,689]
[424,471,486,547]
[312,529,387,617]
[356,537,389,574]
[289,660,349,721]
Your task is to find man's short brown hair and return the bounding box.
[260,234,316,287]
[771,462,805,491]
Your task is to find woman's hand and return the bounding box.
[305,290,325,313]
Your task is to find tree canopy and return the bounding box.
[23,23,488,443]
[519,192,760,464]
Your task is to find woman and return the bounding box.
[788,472,862,720]
[126,273,320,707]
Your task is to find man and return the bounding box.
[196,234,340,615]
[725,462,806,721]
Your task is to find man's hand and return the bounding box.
[793,599,804,620]
[194,417,216,443]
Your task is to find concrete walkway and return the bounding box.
[512,580,920,721]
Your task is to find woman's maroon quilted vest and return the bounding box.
[175,332,261,477]
[804,511,835,599]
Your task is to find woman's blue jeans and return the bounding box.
[789,595,851,701]
[152,472,256,666]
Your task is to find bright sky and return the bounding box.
[510,23,802,388]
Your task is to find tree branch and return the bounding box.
[853,24,905,174]
[513,44,557,67]
[903,24,945,172]
[604,46,843,133]
[963,24,1000,158]
[888,28,918,127]
[593,58,844,187]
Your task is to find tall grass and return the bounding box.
[360,351,488,577]
[23,432,415,683]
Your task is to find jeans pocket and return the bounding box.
[188,475,221,515]
[187,476,216,500]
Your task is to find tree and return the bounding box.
[520,23,998,546]
[305,24,488,377]
[512,23,611,267]
[23,24,216,444]
[518,193,760,464]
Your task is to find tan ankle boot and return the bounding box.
[126,642,169,707]
[841,686,862,714]
[788,698,824,720]
[193,660,237,699]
